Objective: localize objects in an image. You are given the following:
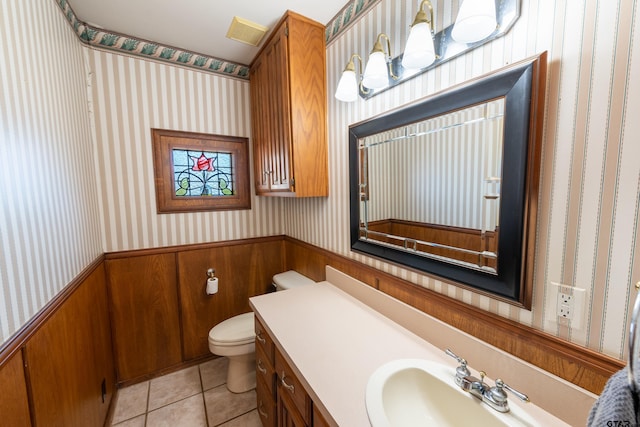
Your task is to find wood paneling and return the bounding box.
[106,253,182,382]
[0,352,31,427]
[283,237,623,394]
[25,264,115,427]
[177,238,284,360]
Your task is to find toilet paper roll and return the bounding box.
[206,277,218,295]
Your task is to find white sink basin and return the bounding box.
[365,359,538,427]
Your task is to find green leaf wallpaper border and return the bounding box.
[325,0,381,45]
[54,0,378,79]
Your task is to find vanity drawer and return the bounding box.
[255,317,275,365]
[256,374,276,427]
[256,339,275,397]
[275,350,311,425]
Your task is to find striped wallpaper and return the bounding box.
[284,0,640,359]
[0,0,103,343]
[87,49,283,253]
[364,100,503,231]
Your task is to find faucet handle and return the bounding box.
[491,379,530,403]
[445,348,464,363]
[445,349,471,386]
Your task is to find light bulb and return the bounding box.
[402,22,436,69]
[362,51,389,90]
[335,69,358,102]
[452,0,497,44]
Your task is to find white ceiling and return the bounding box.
[68,0,349,65]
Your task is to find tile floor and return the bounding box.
[110,358,261,427]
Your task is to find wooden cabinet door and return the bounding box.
[257,373,276,427]
[251,20,293,195]
[277,386,307,427]
[265,23,293,192]
[250,17,293,194]
[250,55,271,194]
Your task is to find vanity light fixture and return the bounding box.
[362,33,398,90]
[335,54,368,102]
[451,0,498,44]
[334,0,521,101]
[402,0,437,70]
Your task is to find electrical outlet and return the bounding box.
[556,292,574,319]
[550,282,587,330]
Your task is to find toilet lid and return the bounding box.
[209,312,255,345]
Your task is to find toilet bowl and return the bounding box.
[208,270,315,393]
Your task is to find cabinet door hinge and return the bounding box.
[284,24,289,37]
[290,178,295,188]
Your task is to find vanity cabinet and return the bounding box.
[249,11,328,197]
[255,317,325,427]
[256,318,276,427]
[276,351,312,426]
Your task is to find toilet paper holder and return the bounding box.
[206,268,219,295]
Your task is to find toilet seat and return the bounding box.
[208,312,255,346]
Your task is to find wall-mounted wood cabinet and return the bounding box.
[250,11,328,197]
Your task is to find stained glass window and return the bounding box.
[172,149,234,197]
[151,129,250,213]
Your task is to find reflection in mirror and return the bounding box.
[359,99,505,273]
[349,53,547,308]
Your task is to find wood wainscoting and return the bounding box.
[0,258,115,427]
[283,236,623,395]
[0,351,31,427]
[105,236,285,384]
[0,234,624,426]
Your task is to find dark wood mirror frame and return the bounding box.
[349,52,547,309]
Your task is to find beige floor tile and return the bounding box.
[148,366,202,411]
[200,357,228,391]
[146,394,207,427]
[111,381,149,425]
[204,385,257,426]
[218,409,262,427]
[112,414,146,427]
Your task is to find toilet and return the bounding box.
[208,270,315,393]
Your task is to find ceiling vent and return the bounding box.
[226,16,269,47]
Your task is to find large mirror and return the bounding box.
[349,53,547,308]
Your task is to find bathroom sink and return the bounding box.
[365,359,538,427]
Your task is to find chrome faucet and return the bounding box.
[444,348,470,387]
[446,349,530,413]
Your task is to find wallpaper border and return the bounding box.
[54,0,378,79]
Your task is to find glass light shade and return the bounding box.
[335,69,359,102]
[451,0,497,44]
[402,22,436,69]
[362,51,389,89]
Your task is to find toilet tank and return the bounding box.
[273,270,315,291]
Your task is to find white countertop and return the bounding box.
[250,281,569,427]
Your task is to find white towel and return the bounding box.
[588,368,639,426]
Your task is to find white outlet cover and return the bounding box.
[548,282,587,330]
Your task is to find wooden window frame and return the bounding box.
[151,129,251,213]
